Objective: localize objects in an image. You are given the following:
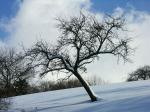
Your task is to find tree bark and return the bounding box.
[74,71,97,102]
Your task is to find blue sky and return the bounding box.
[0,0,18,18]
[91,0,150,13]
[0,0,20,39]
[0,0,150,40]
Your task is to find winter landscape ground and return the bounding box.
[2,80,150,112]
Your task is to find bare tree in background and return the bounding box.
[127,65,150,81]
[26,13,132,101]
[0,48,34,97]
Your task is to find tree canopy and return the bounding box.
[26,13,132,101]
[127,65,150,81]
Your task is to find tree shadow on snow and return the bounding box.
[75,95,150,112]
[37,100,91,111]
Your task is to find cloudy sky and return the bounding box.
[0,0,150,83]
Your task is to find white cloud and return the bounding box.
[127,10,150,66]
[0,41,6,47]
[3,0,91,48]
[87,9,150,82]
[1,0,150,83]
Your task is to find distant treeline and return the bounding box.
[0,76,107,98]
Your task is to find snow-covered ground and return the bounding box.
[3,80,150,112]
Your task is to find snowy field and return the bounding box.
[2,80,150,112]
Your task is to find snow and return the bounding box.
[2,80,150,112]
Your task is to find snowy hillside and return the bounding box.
[4,80,150,112]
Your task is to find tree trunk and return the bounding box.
[74,71,97,102]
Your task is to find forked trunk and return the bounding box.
[74,71,97,102]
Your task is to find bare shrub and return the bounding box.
[87,75,108,86]
[36,76,107,92]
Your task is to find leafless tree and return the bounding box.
[26,13,132,101]
[127,65,150,81]
[0,48,34,96]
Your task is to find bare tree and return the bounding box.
[26,13,132,101]
[127,65,150,81]
[0,48,34,96]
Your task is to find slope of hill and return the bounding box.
[3,80,150,112]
